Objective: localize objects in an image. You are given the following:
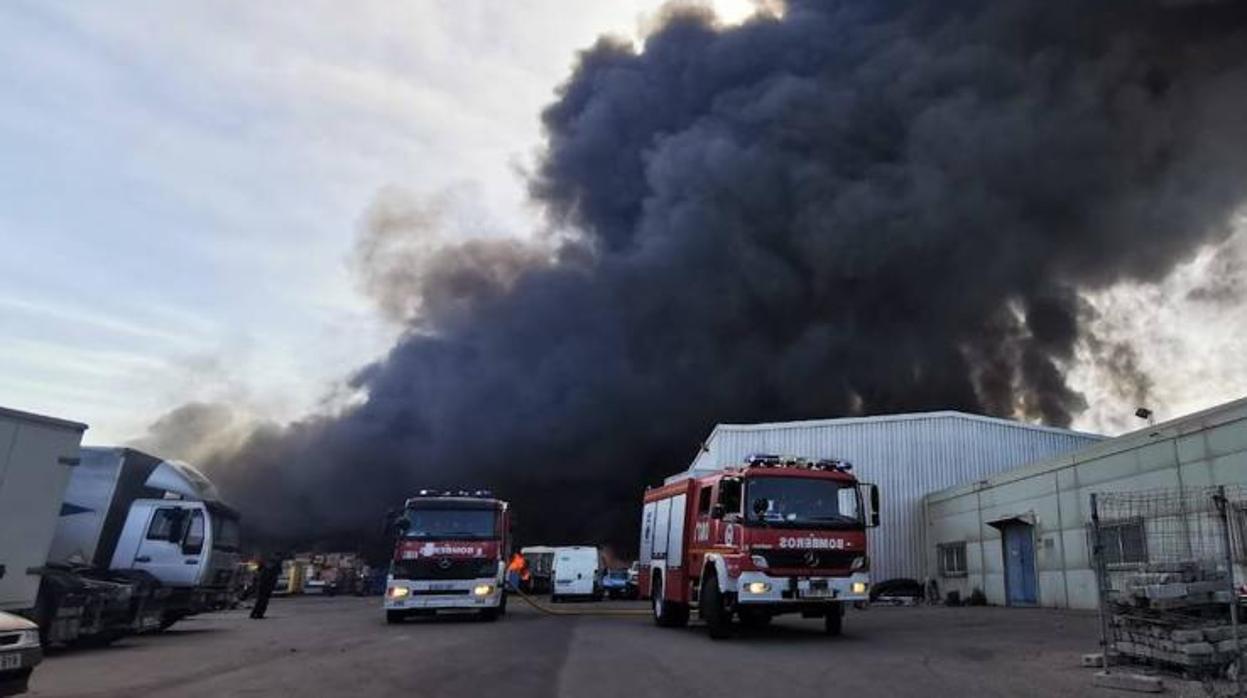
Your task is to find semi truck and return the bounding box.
[48,447,242,631]
[0,405,241,650]
[639,454,880,639]
[384,490,510,623]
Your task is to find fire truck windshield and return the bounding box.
[745,477,862,529]
[402,508,497,540]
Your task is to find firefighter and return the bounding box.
[506,552,530,592]
[250,554,282,620]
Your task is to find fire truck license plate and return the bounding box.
[0,653,21,670]
[803,580,831,598]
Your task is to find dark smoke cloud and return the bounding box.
[169,0,1247,551]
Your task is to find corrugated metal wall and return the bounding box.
[677,412,1101,582]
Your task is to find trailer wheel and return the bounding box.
[824,602,843,636]
[651,574,688,628]
[699,574,732,640]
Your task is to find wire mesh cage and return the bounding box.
[1090,486,1246,685]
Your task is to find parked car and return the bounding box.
[0,611,42,696]
[602,568,633,599]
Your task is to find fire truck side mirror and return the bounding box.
[869,484,881,528]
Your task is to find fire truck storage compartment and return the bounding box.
[639,487,688,597]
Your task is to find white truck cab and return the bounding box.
[551,546,604,602]
[50,448,241,628]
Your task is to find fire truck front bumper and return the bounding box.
[732,571,870,605]
[384,578,503,611]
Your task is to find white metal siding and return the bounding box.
[675,412,1100,583]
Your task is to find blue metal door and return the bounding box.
[1003,523,1037,606]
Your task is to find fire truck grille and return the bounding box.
[758,549,857,571]
[392,558,496,580]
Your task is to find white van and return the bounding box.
[550,546,603,602]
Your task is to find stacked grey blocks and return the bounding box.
[1107,563,1242,676]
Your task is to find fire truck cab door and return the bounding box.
[693,485,713,544]
[712,478,742,547]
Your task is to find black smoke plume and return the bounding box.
[172,0,1247,552]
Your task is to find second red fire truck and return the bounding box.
[638,455,880,639]
[384,490,511,623]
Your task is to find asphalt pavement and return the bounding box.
[31,595,1107,697]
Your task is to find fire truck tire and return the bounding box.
[480,607,500,622]
[699,575,732,639]
[824,603,843,636]
[651,576,688,628]
[386,610,406,624]
[499,591,508,615]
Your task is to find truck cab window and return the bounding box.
[697,486,713,515]
[147,508,184,541]
[718,479,741,516]
[182,510,205,555]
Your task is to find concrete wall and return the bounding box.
[672,411,1101,582]
[924,397,1247,610]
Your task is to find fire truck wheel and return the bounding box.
[480,607,500,622]
[824,603,843,636]
[386,610,406,624]
[699,574,732,640]
[499,592,508,615]
[651,576,689,628]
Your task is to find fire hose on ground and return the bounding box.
[506,584,650,617]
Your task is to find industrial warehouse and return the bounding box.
[925,396,1247,610]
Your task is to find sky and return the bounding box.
[1,0,1244,446]
[0,0,759,442]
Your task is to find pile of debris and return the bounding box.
[1107,563,1242,676]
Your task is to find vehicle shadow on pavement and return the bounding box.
[728,624,870,644]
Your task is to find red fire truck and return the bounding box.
[384,490,510,623]
[638,455,880,639]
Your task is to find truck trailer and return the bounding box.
[0,406,84,689]
[639,454,880,639]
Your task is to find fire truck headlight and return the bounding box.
[746,582,771,594]
[852,582,868,595]
[750,555,768,569]
[850,555,869,572]
[473,584,494,597]
[388,587,410,599]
